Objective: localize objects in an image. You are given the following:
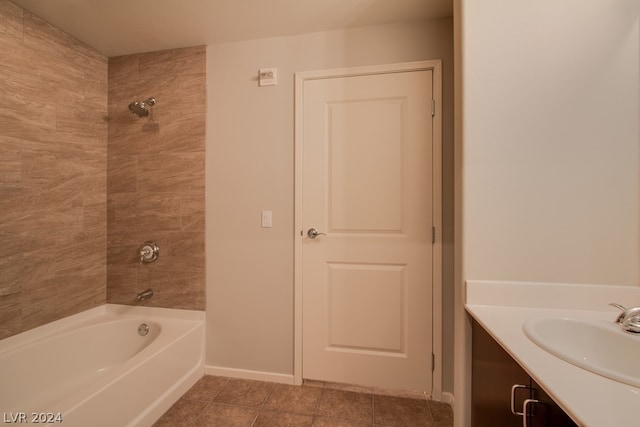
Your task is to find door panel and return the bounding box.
[328,262,406,353]
[328,97,405,232]
[300,68,434,392]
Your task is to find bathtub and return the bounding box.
[0,304,204,427]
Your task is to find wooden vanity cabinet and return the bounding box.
[529,378,578,427]
[471,320,577,427]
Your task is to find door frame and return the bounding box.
[294,60,443,399]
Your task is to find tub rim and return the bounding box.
[0,304,204,353]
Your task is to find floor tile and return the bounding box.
[263,383,323,415]
[313,417,373,427]
[373,395,433,426]
[370,387,427,400]
[316,389,373,423]
[182,375,229,401]
[428,400,454,426]
[213,378,274,408]
[153,398,208,427]
[194,403,259,427]
[323,382,373,394]
[253,410,314,426]
[152,376,452,427]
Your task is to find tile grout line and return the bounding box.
[311,383,327,423]
[249,380,276,427]
[189,376,231,425]
[190,402,209,425]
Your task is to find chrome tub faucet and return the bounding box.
[136,288,154,302]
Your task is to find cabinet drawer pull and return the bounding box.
[522,398,543,427]
[510,384,531,416]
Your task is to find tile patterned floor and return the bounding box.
[153,375,453,427]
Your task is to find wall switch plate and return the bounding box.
[261,210,272,228]
[259,68,277,86]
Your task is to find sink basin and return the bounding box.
[523,316,640,388]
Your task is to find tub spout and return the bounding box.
[136,288,153,302]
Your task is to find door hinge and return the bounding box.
[432,353,435,371]
[432,226,435,244]
[431,99,435,117]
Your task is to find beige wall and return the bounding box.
[206,19,455,391]
[107,46,207,310]
[456,1,640,425]
[0,0,107,339]
[461,1,640,285]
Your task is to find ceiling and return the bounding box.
[12,0,453,57]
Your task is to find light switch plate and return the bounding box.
[261,210,272,228]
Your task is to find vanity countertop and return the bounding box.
[465,280,640,427]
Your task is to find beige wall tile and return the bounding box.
[155,112,206,152]
[138,46,206,78]
[2,3,205,334]
[107,46,206,310]
[0,1,23,40]
[0,0,206,338]
[106,265,137,304]
[0,293,21,340]
[108,54,139,82]
[181,194,205,232]
[107,154,138,193]
[20,278,104,331]
[0,137,21,191]
[135,193,183,232]
[138,153,205,193]
[0,0,107,338]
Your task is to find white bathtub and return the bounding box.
[0,304,205,427]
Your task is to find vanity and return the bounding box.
[465,281,640,426]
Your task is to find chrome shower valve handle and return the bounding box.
[139,241,159,264]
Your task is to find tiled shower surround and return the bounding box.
[0,1,107,339]
[106,46,206,310]
[0,0,206,339]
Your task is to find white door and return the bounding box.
[297,63,436,392]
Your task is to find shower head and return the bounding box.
[128,97,156,117]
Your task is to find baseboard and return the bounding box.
[205,365,295,385]
[204,364,453,406]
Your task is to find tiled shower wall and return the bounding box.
[106,47,206,310]
[0,1,108,339]
[0,0,205,339]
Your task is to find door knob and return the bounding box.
[307,228,326,239]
